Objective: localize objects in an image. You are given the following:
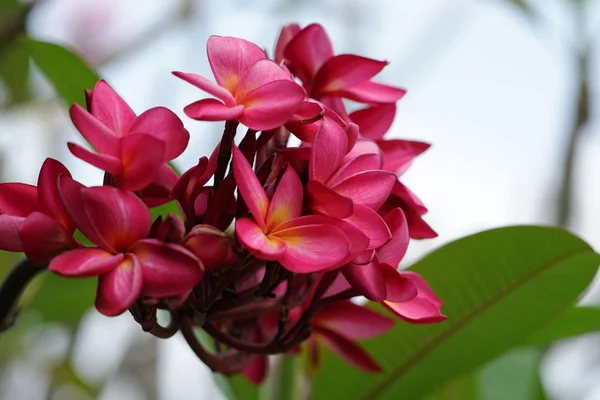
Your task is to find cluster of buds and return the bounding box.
[0,23,444,381]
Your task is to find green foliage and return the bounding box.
[311,226,599,400]
[26,39,99,107]
[526,306,600,346]
[0,41,29,105]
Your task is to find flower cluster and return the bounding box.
[0,23,444,380]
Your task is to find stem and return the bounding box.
[213,120,239,189]
[0,259,45,332]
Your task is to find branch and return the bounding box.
[0,259,45,332]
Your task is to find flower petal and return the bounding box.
[0,215,25,251]
[327,154,382,187]
[207,36,266,93]
[236,218,286,260]
[313,326,381,372]
[307,180,353,219]
[0,183,39,217]
[313,54,388,95]
[331,170,396,211]
[232,145,269,228]
[284,23,334,80]
[128,107,190,160]
[184,98,245,122]
[384,271,445,324]
[116,133,166,191]
[274,223,350,273]
[379,140,430,175]
[349,104,396,141]
[89,80,137,136]
[266,166,303,231]
[235,59,294,100]
[49,248,123,277]
[172,71,236,104]
[95,254,143,316]
[400,271,443,308]
[380,263,418,302]
[69,104,120,156]
[405,207,438,239]
[310,117,348,182]
[67,142,123,174]
[344,204,391,250]
[314,301,393,339]
[336,81,406,104]
[130,239,204,298]
[377,207,409,267]
[81,186,151,252]
[244,354,267,385]
[20,212,72,265]
[343,261,386,302]
[274,23,301,63]
[237,80,305,131]
[140,163,180,207]
[37,158,73,230]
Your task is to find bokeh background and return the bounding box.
[1,0,600,399]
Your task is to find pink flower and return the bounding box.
[68,80,189,192]
[232,145,351,273]
[49,183,203,316]
[173,36,306,131]
[0,158,76,265]
[308,301,393,372]
[281,24,406,106]
[307,117,396,249]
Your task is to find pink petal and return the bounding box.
[129,107,190,160]
[313,55,388,95]
[184,225,236,269]
[244,354,267,385]
[0,183,39,217]
[344,138,381,163]
[344,204,391,250]
[275,23,301,63]
[290,100,324,123]
[95,254,143,316]
[140,164,180,207]
[274,223,350,273]
[232,145,269,229]
[0,215,26,251]
[384,271,445,324]
[49,248,123,277]
[266,166,303,231]
[20,212,72,265]
[235,218,286,260]
[235,59,293,100]
[81,186,151,252]
[380,263,418,303]
[377,207,410,267]
[343,261,387,302]
[327,154,382,187]
[117,133,166,191]
[336,81,406,104]
[314,301,393,339]
[310,117,348,182]
[314,326,381,372]
[391,181,428,216]
[184,98,245,122]
[69,104,121,156]
[67,142,123,174]
[284,23,334,80]
[130,239,204,298]
[206,36,267,93]
[172,71,236,105]
[307,180,353,219]
[37,158,73,230]
[330,170,396,210]
[237,80,305,131]
[379,140,431,175]
[350,104,397,141]
[400,271,443,308]
[89,80,137,136]
[405,208,438,239]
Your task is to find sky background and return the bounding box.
[1,0,600,399]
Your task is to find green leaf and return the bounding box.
[0,41,30,104]
[26,39,99,107]
[425,373,477,400]
[526,306,600,346]
[311,226,599,400]
[25,272,96,327]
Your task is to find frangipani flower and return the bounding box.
[68,80,189,192]
[232,145,351,273]
[174,36,306,131]
[49,183,203,316]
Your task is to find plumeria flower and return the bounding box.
[49,182,203,316]
[174,36,306,131]
[0,158,76,265]
[232,145,351,273]
[68,80,189,192]
[280,23,406,107]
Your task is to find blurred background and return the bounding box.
[1,0,599,398]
